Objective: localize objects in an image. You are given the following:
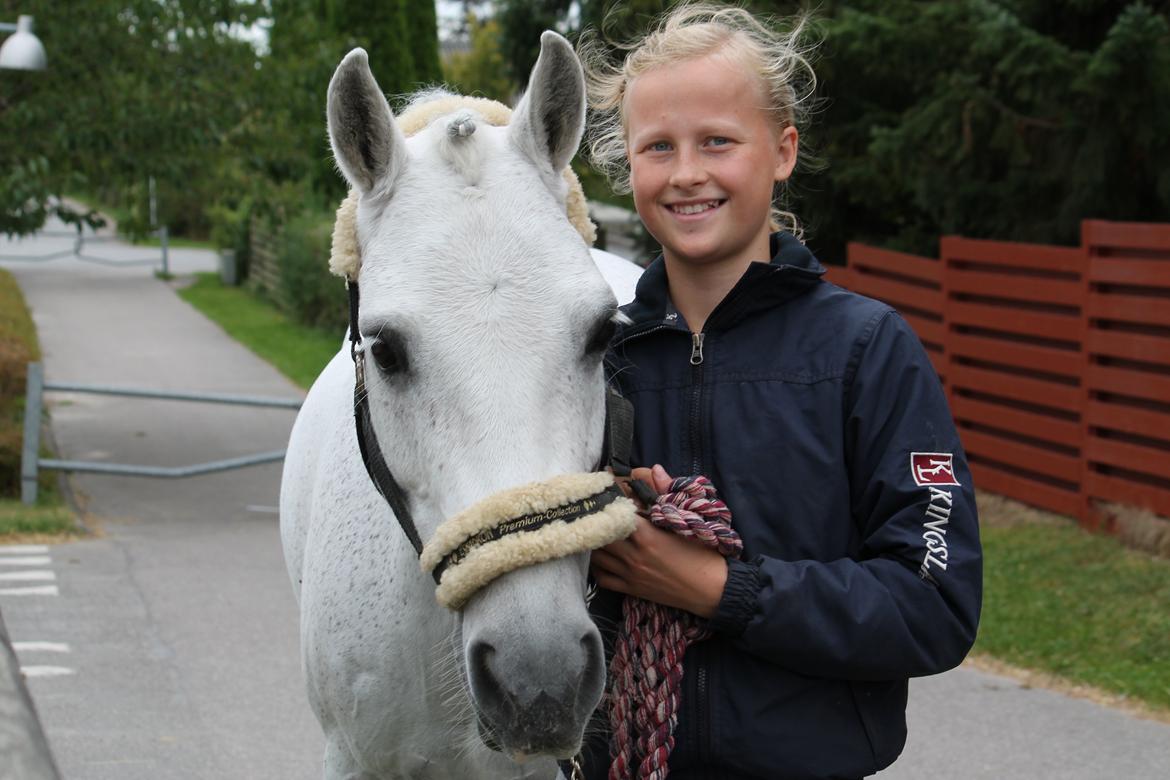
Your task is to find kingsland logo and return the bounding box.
[918,485,952,582]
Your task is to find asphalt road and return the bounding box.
[2,222,323,779]
[3,221,1168,779]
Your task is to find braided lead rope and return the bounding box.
[607,476,741,780]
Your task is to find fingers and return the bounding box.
[650,464,673,493]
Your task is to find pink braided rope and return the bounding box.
[608,475,741,780]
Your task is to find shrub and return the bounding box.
[277,210,347,332]
[0,269,40,498]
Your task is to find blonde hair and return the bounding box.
[579,2,817,235]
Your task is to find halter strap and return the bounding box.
[349,281,425,555]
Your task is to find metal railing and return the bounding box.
[0,223,172,274]
[20,363,302,505]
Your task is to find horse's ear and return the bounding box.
[509,31,585,177]
[327,48,407,195]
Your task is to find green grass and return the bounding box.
[975,512,1170,712]
[0,498,78,540]
[177,273,341,389]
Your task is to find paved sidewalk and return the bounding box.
[2,221,323,779]
[3,220,1169,779]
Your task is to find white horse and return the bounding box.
[280,32,641,779]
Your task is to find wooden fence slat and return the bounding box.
[943,236,1086,273]
[948,332,1082,376]
[899,312,945,346]
[848,273,944,315]
[969,463,1084,517]
[1084,472,1170,518]
[949,364,1082,412]
[1086,364,1170,403]
[1084,220,1170,251]
[947,302,1080,342]
[946,269,1084,306]
[1089,258,1170,287]
[1085,330,1170,366]
[822,265,852,288]
[1085,401,1170,441]
[848,243,941,283]
[1088,293,1170,328]
[1085,437,1170,479]
[959,428,1082,482]
[952,395,1082,448]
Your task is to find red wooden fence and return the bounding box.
[823,220,1170,527]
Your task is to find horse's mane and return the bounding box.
[329,90,597,281]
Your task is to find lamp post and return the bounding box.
[0,14,47,71]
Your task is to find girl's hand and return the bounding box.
[593,465,729,618]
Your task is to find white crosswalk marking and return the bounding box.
[0,585,59,596]
[0,556,52,566]
[13,642,71,653]
[0,545,50,554]
[0,570,56,582]
[21,666,75,678]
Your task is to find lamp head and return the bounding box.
[0,16,47,71]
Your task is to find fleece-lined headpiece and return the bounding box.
[329,94,596,281]
[420,472,636,610]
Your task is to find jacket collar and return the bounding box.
[620,232,826,334]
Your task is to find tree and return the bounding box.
[0,0,265,237]
[800,0,1170,261]
[444,14,515,103]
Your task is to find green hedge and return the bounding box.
[0,269,40,498]
[276,210,346,332]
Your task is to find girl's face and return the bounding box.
[624,51,797,276]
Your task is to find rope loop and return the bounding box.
[608,474,740,780]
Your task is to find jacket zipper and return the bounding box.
[688,331,705,475]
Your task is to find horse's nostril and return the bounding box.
[468,639,504,703]
[580,629,604,694]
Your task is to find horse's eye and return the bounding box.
[369,335,408,375]
[585,317,617,357]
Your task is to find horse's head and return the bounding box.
[327,32,619,760]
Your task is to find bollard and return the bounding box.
[159,225,170,276]
[20,363,43,506]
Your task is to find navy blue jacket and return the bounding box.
[581,233,982,779]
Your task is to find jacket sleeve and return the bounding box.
[706,310,983,680]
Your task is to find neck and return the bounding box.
[664,256,753,333]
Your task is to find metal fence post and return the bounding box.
[159,225,170,276]
[20,363,43,506]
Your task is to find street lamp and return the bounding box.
[0,15,46,71]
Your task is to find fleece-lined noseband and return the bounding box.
[337,96,641,609]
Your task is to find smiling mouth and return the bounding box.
[668,199,725,216]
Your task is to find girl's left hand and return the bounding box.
[592,464,729,618]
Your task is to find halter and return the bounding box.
[346,281,643,608]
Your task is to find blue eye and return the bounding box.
[649,141,672,152]
[708,137,730,146]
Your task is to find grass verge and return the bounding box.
[0,498,79,541]
[176,273,341,389]
[0,269,76,540]
[974,494,1170,714]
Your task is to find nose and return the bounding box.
[669,145,708,190]
[467,627,605,755]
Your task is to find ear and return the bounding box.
[773,125,799,183]
[327,48,407,195]
[509,31,586,176]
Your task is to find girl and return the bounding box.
[578,5,982,779]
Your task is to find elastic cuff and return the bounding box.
[707,557,761,637]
